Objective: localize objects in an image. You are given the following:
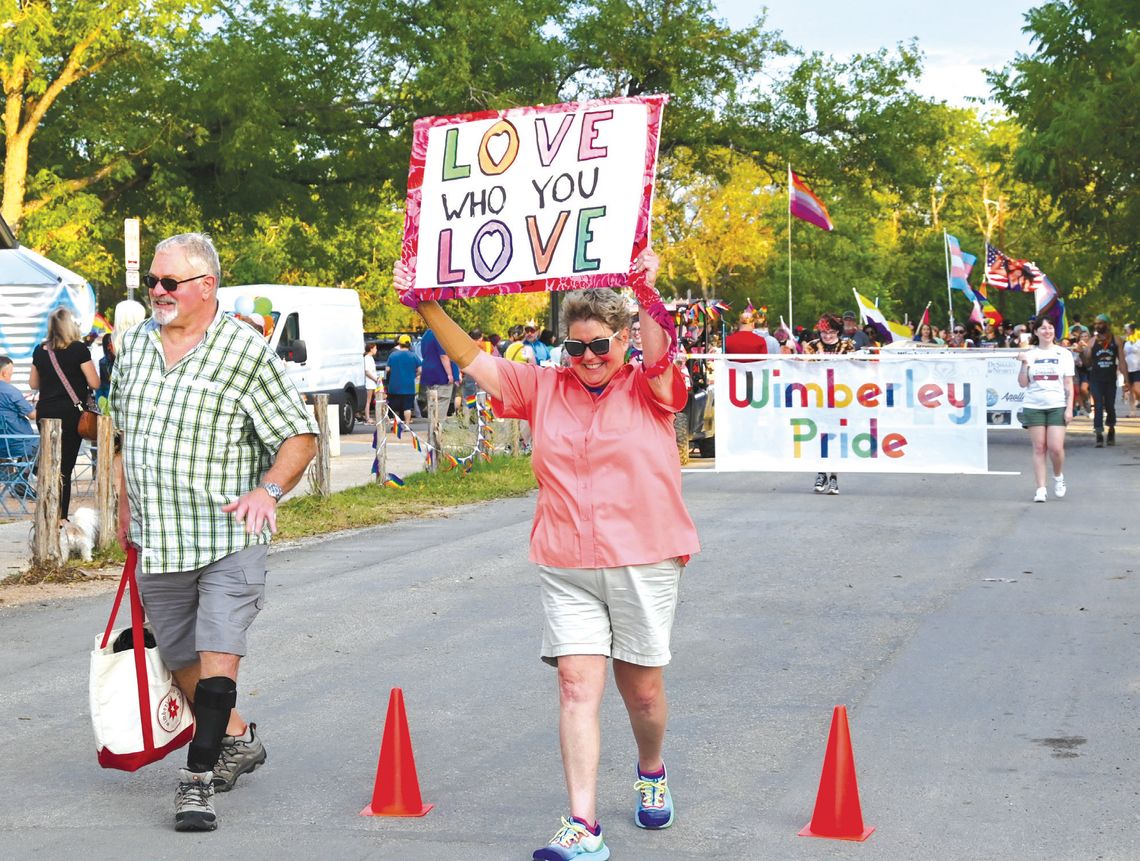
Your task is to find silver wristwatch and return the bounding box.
[259,481,284,502]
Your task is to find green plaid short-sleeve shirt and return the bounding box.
[110,306,319,574]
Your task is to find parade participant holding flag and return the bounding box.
[394,246,699,861]
[1018,316,1074,502]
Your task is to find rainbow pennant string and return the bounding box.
[373,391,499,480]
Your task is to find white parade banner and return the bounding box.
[881,347,1029,429]
[981,352,1024,429]
[713,353,989,473]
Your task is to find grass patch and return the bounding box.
[276,453,535,540]
[2,455,534,586]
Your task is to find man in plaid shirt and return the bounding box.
[111,233,318,832]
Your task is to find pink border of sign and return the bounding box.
[401,94,667,301]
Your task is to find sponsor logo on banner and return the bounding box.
[984,354,1025,427]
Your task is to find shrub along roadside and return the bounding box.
[6,456,536,585]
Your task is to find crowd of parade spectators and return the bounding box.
[372,305,1137,432]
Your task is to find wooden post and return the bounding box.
[374,388,388,483]
[95,415,117,549]
[674,412,691,467]
[426,387,441,473]
[509,419,521,456]
[311,394,331,497]
[33,418,62,565]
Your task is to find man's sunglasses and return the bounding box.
[562,332,623,357]
[144,273,209,292]
[953,328,966,334]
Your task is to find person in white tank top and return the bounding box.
[1017,318,1075,503]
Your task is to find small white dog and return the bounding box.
[60,507,99,563]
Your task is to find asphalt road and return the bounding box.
[1,428,1137,860]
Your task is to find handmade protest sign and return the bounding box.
[400,95,667,301]
[714,353,989,473]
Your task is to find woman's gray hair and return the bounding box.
[560,289,631,339]
[154,232,221,285]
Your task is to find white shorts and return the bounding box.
[538,558,684,667]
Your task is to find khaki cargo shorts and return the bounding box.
[538,558,684,667]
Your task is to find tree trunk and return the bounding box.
[33,419,62,566]
[1,122,30,232]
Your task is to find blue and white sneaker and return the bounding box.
[533,816,609,860]
[634,763,675,829]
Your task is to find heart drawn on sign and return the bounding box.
[485,131,511,167]
[476,230,506,268]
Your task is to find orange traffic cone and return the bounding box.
[798,705,874,841]
[360,688,434,817]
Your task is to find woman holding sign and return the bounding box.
[395,248,698,861]
[1018,317,1074,502]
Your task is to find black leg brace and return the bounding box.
[187,676,237,773]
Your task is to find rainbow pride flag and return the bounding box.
[90,313,113,335]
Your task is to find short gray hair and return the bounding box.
[0,355,12,372]
[560,289,630,339]
[154,232,221,285]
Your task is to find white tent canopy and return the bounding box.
[0,244,96,394]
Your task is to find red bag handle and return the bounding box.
[99,546,136,648]
[98,546,155,751]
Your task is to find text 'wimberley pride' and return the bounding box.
[727,365,976,460]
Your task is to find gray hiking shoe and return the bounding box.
[175,769,216,832]
[212,722,267,792]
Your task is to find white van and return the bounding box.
[217,285,366,433]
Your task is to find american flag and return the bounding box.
[986,243,1066,332]
[985,243,1038,292]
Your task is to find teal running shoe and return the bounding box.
[532,816,610,860]
[635,763,675,829]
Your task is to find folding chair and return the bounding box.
[0,434,39,518]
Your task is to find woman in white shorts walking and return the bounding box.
[396,247,699,861]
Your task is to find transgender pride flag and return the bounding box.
[788,167,834,232]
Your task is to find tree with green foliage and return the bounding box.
[1,0,210,231]
[10,0,1123,338]
[990,0,1139,309]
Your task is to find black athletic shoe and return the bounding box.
[1107,427,1116,445]
[1096,433,1104,448]
[814,473,827,493]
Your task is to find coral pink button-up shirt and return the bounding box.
[491,360,700,569]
